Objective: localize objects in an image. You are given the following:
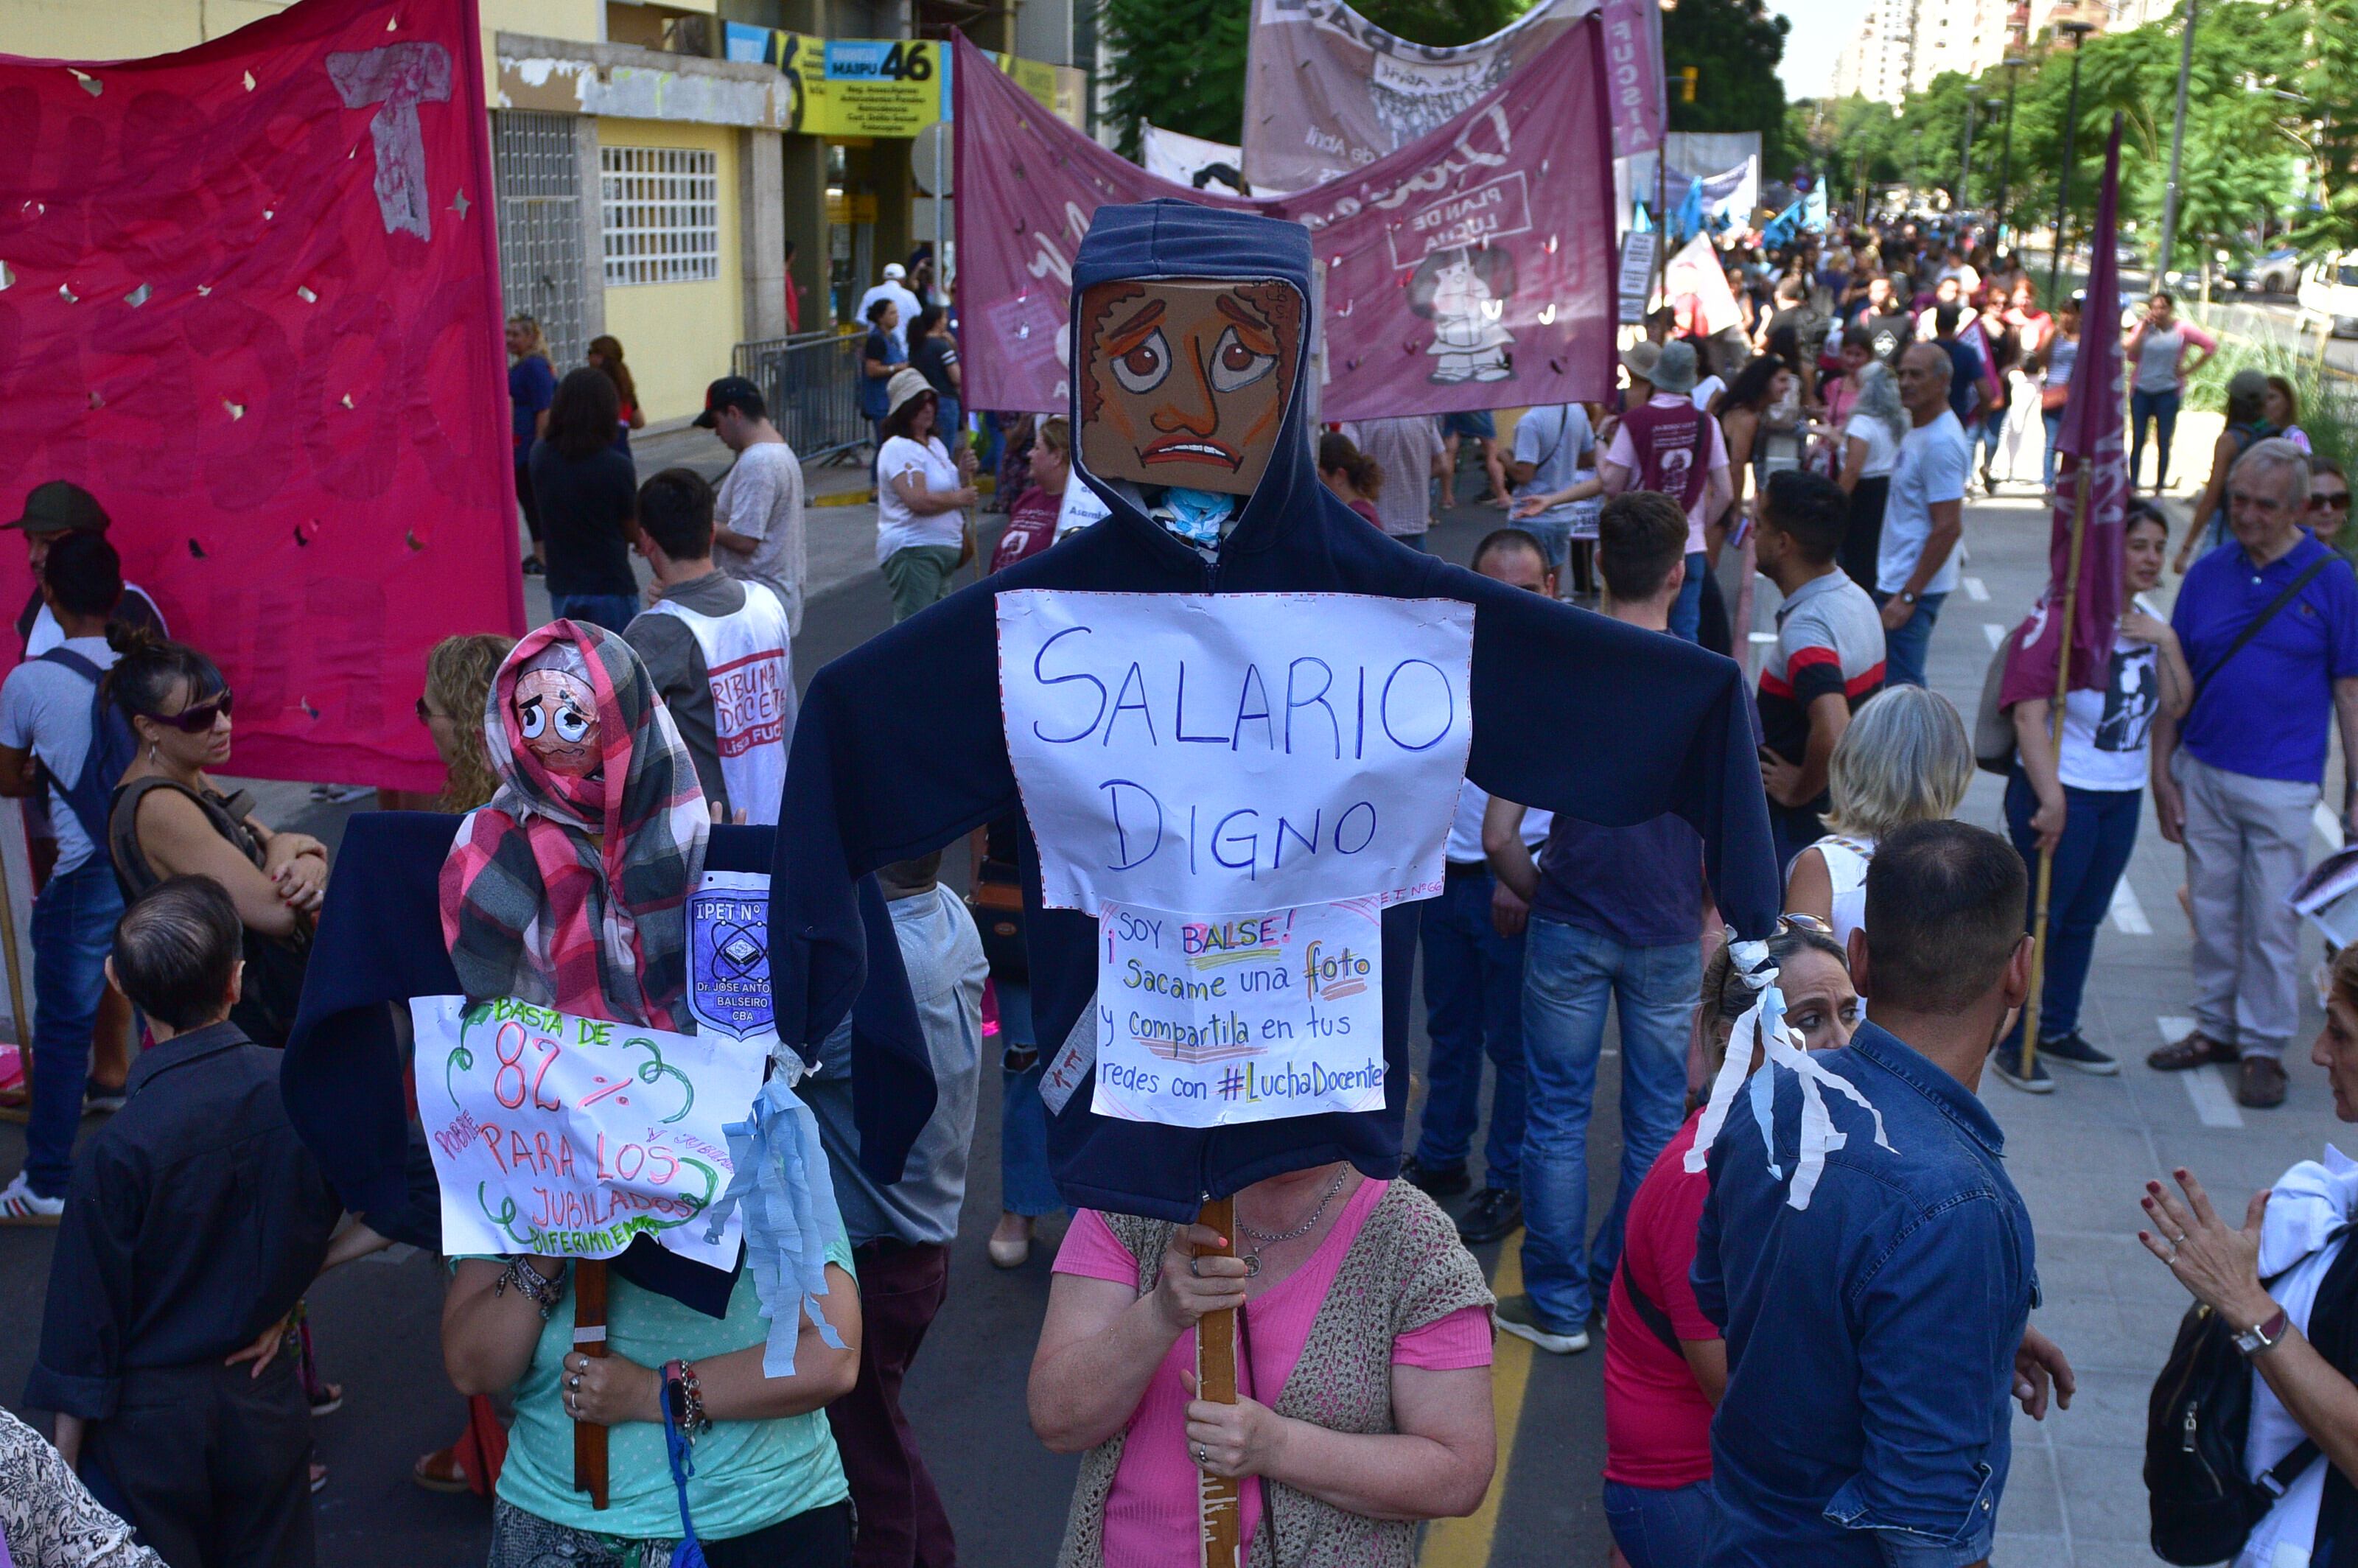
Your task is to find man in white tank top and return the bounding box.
[621,469,794,825]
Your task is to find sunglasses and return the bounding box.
[143,690,233,732]
[2312,492,2353,511]
[1777,911,1835,937]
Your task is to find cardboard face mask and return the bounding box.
[1076,277,1303,497]
[514,664,601,779]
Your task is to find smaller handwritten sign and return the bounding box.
[1091,898,1385,1127]
[412,995,766,1268]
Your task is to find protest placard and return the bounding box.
[412,995,766,1269]
[1091,898,1386,1127]
[997,591,1474,916]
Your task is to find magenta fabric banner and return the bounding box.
[1598,0,1666,161]
[2000,115,2127,710]
[0,0,522,792]
[954,23,1617,421]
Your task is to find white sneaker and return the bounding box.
[0,1171,63,1225]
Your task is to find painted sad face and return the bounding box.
[1077,279,1302,497]
[514,668,601,777]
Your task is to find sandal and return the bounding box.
[412,1445,472,1495]
[2148,1029,2238,1072]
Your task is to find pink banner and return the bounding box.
[954,23,1617,421]
[1598,0,1665,160]
[2000,116,2127,710]
[0,0,522,792]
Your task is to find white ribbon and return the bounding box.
[701,1051,847,1377]
[1684,937,1895,1210]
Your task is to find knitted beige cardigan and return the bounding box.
[1054,1179,1495,1568]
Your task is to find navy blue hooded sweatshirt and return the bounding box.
[771,200,1779,1222]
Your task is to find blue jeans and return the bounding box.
[1975,405,2007,477]
[24,858,125,1197]
[549,592,641,634]
[1669,550,1707,644]
[2001,771,2144,1046]
[1414,870,1529,1189]
[993,981,1063,1218]
[1519,917,1699,1326]
[2130,386,2181,489]
[2043,410,2064,489]
[1604,1477,1718,1568]
[1870,589,1947,688]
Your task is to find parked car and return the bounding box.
[2256,245,2302,295]
[2298,253,2358,337]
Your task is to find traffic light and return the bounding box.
[1677,66,1698,103]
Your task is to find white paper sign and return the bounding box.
[1091,898,1386,1127]
[412,996,766,1268]
[996,592,1475,915]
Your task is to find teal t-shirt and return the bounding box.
[491,1234,856,1541]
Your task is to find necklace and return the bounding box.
[1233,1166,1348,1277]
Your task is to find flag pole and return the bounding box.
[1194,1197,1241,1568]
[2020,457,2095,1081]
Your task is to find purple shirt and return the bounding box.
[2173,533,2358,783]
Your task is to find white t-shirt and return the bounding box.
[0,636,120,875]
[875,435,965,564]
[24,582,164,659]
[1446,780,1551,864]
[714,440,805,637]
[1054,480,1111,541]
[1877,411,1968,598]
[1841,410,1900,480]
[2057,595,2163,793]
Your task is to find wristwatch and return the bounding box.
[2233,1306,2291,1357]
[1898,589,1920,606]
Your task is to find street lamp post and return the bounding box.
[1995,54,2026,252]
[2157,0,2199,288]
[1960,85,1982,214]
[2046,18,2097,304]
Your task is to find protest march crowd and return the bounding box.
[15,4,2358,1568]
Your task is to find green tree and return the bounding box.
[2299,0,2358,256]
[1662,0,1791,168]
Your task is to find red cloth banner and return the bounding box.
[954,21,1617,421]
[0,0,521,792]
[1999,115,2127,710]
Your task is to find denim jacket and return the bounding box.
[1693,1022,2039,1567]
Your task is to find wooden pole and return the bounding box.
[1194,1197,1241,1568]
[573,1258,610,1510]
[2020,459,2096,1081]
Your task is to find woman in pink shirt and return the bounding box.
[1602,921,1858,1568]
[1031,1162,1495,1567]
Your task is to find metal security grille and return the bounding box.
[491,111,589,371]
[601,146,721,287]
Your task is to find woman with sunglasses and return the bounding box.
[1600,922,1857,1568]
[103,629,322,1049]
[2306,455,2352,558]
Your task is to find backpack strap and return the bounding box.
[1614,1250,1685,1357]
[37,646,105,685]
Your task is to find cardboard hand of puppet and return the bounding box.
[1076,276,1302,547]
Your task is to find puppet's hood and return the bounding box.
[1067,200,1323,563]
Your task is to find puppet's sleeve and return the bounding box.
[1458,575,1779,936]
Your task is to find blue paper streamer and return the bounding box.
[702,1076,848,1378]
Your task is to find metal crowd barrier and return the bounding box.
[730,330,871,464]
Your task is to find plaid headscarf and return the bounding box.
[439,621,711,1029]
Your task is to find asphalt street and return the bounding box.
[0,469,1625,1567]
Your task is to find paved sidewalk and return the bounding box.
[1901,485,2346,1567]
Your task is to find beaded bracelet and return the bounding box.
[494,1256,566,1319]
[664,1358,713,1439]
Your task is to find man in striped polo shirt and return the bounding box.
[1755,469,1887,867]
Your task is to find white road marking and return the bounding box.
[1984,623,2007,649]
[2319,802,2346,851]
[2110,881,2151,935]
[1964,576,1991,601]
[2159,1016,2245,1128]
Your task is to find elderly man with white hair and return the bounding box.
[2149,437,2358,1108]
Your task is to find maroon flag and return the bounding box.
[1999,115,2127,710]
[953,22,1618,420]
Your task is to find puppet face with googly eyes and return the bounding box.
[513,668,601,777]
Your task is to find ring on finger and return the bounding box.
[1195,1443,1209,1466]
[1188,1255,1204,1278]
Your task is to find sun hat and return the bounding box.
[885,368,935,419]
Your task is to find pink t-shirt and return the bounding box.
[1052,1177,1493,1563]
[1604,393,1729,555]
[1603,1112,1718,1488]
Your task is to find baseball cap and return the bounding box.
[6,480,110,535]
[692,376,765,430]
[883,262,907,281]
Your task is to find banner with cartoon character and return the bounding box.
[1240,0,1661,194]
[951,23,1615,421]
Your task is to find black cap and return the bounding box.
[6,480,110,536]
[693,376,764,429]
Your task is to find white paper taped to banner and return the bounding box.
[1091,897,1386,1127]
[413,995,765,1269]
[996,591,1474,916]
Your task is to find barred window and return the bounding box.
[600,145,720,287]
